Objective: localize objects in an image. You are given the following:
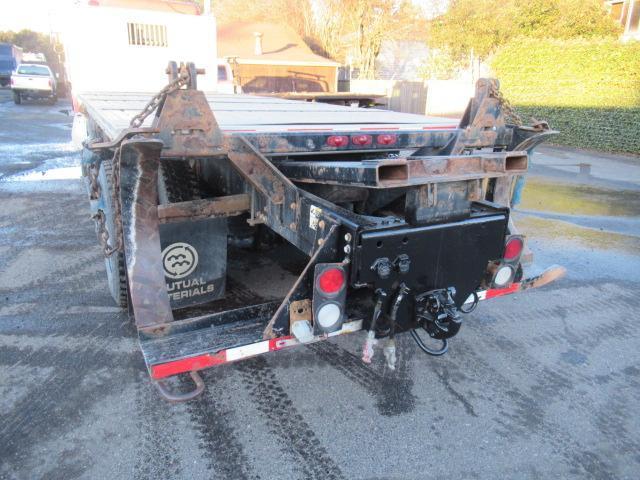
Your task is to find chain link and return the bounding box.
[129,72,189,128]
[490,84,523,126]
[90,149,124,257]
[90,69,191,257]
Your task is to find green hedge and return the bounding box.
[491,38,640,154]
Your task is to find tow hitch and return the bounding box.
[412,288,461,356]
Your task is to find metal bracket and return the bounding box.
[119,138,174,330]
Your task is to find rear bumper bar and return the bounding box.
[144,265,566,384]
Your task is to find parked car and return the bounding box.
[217,61,235,93]
[242,75,327,94]
[10,63,57,105]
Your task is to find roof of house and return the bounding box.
[217,22,339,67]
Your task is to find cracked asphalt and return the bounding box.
[1,88,639,480]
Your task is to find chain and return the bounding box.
[129,72,189,128]
[90,149,124,257]
[490,83,523,126]
[91,68,190,255]
[110,148,124,255]
[88,163,101,199]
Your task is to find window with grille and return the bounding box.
[127,23,168,47]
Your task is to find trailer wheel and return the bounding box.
[13,92,21,105]
[98,159,128,308]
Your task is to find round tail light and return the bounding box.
[493,264,515,287]
[504,237,523,261]
[317,268,345,295]
[316,303,342,329]
[377,134,397,145]
[326,135,348,147]
[351,134,372,146]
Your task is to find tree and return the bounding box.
[212,0,427,79]
[429,0,620,62]
[315,0,426,78]
[213,0,316,40]
[0,29,65,76]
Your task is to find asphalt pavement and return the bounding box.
[1,87,639,480]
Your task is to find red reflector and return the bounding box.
[326,135,349,147]
[377,134,397,145]
[351,134,372,146]
[504,237,523,261]
[317,268,345,294]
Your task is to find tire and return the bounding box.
[13,92,21,105]
[98,160,128,308]
[47,95,57,105]
[97,159,201,308]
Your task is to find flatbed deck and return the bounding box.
[77,92,459,141]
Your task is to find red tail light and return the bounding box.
[317,268,345,294]
[351,134,372,146]
[10,77,14,86]
[48,79,52,88]
[326,135,348,147]
[377,134,397,145]
[504,236,524,261]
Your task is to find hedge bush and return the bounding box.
[491,38,640,154]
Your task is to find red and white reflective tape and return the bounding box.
[465,283,522,305]
[150,319,363,380]
[151,284,526,380]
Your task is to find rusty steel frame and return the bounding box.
[85,69,561,401]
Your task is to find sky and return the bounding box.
[0,0,75,33]
[0,0,450,35]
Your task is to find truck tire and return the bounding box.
[97,159,201,309]
[13,92,21,105]
[97,159,128,308]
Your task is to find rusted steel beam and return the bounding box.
[277,159,408,188]
[157,194,250,223]
[278,152,527,189]
[119,138,174,330]
[407,151,528,182]
[225,135,291,205]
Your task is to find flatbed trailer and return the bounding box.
[76,63,564,401]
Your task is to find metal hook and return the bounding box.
[154,370,205,403]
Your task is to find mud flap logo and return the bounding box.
[162,242,198,279]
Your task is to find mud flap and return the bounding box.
[159,217,227,309]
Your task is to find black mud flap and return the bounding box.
[159,217,227,309]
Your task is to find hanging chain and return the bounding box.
[129,70,190,128]
[110,148,123,255]
[490,83,523,126]
[91,149,124,257]
[90,67,193,257]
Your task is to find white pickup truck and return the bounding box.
[10,63,57,105]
